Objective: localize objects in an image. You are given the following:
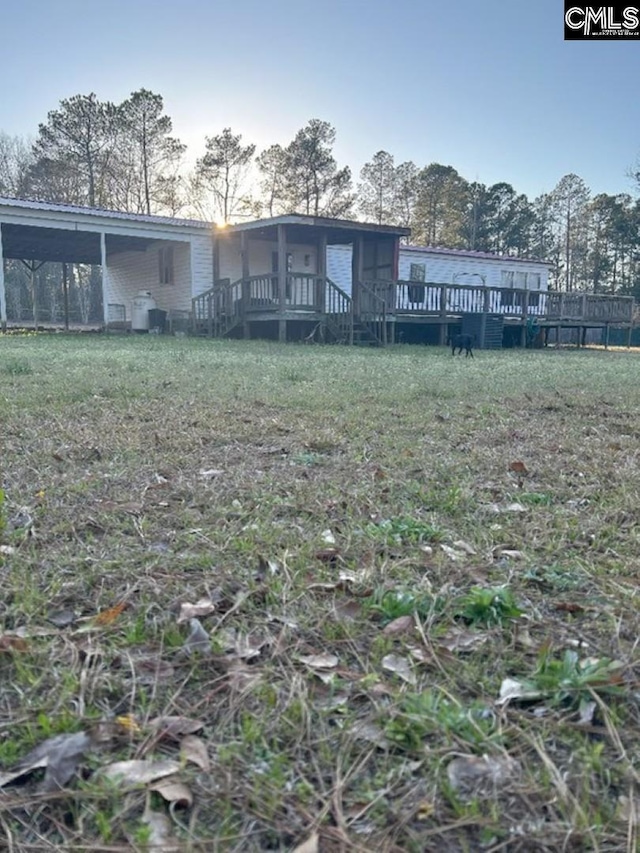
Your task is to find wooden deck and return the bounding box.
[192,275,635,348]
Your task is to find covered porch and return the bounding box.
[192,215,410,343]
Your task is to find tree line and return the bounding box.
[1,88,639,295]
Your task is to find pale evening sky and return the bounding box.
[0,0,638,204]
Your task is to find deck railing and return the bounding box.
[546,292,633,323]
[193,275,635,340]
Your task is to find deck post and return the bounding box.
[604,323,610,350]
[0,223,6,331]
[241,231,250,339]
[520,290,529,347]
[627,321,633,349]
[277,224,287,343]
[316,234,327,312]
[479,286,490,348]
[439,284,448,345]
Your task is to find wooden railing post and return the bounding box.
[479,287,490,349]
[439,285,448,345]
[520,290,529,347]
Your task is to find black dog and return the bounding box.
[449,334,474,358]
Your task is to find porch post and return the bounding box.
[0,224,6,331]
[277,223,287,342]
[241,230,250,339]
[316,233,327,312]
[101,231,109,327]
[352,235,364,316]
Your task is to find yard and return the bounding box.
[1,334,640,851]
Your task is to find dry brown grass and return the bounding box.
[1,333,640,851]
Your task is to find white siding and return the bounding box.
[106,240,193,319]
[327,245,549,296]
[399,250,549,291]
[190,234,214,298]
[217,238,317,282]
[327,245,353,297]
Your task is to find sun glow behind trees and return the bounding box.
[0,88,638,295]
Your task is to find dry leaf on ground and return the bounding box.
[447,754,520,793]
[383,615,415,636]
[299,653,339,670]
[100,759,181,786]
[142,805,181,850]
[149,716,205,740]
[180,735,210,772]
[382,654,416,685]
[0,731,92,791]
[177,598,217,623]
[150,777,194,807]
[180,618,211,656]
[292,832,320,853]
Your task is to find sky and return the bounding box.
[0,0,639,203]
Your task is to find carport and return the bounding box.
[0,197,214,330]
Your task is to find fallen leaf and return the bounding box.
[100,759,181,786]
[180,735,210,772]
[351,720,391,749]
[509,460,529,475]
[494,548,525,561]
[555,602,585,613]
[199,468,224,480]
[382,654,416,685]
[447,754,520,793]
[383,615,415,636]
[617,795,640,825]
[150,777,194,808]
[177,598,216,624]
[292,832,319,853]
[46,609,77,628]
[0,731,92,791]
[321,529,336,545]
[453,539,477,555]
[181,618,211,657]
[496,677,543,705]
[440,544,465,562]
[115,714,142,735]
[149,716,205,740]
[299,654,339,670]
[0,635,29,653]
[142,805,180,850]
[314,548,340,563]
[93,601,127,627]
[439,627,490,653]
[578,700,597,725]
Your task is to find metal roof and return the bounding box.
[402,244,551,267]
[222,214,410,243]
[0,196,212,230]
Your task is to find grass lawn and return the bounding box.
[1,333,640,851]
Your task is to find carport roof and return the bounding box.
[0,196,212,230]
[0,196,213,264]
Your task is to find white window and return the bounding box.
[528,273,541,290]
[159,246,174,285]
[514,271,526,289]
[501,270,514,288]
